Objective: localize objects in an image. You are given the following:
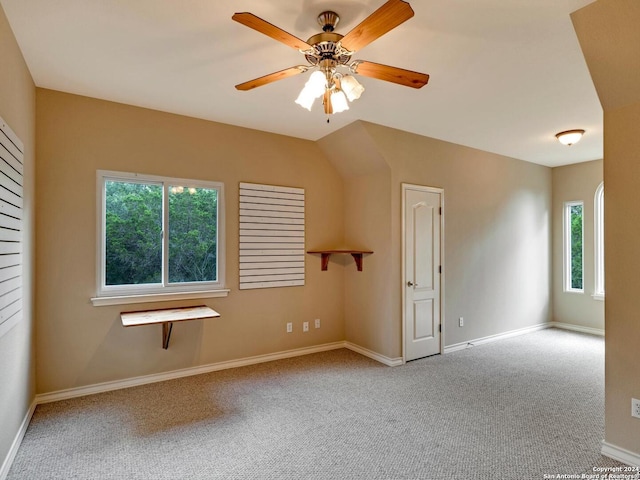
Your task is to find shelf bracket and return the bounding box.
[162,322,173,349]
[320,253,331,271]
[351,253,364,271]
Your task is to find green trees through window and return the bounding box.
[168,185,217,283]
[564,201,583,292]
[105,181,162,286]
[569,204,583,290]
[102,175,220,291]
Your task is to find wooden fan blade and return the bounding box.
[235,66,308,91]
[233,12,313,51]
[340,0,414,52]
[352,61,429,88]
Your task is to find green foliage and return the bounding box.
[168,186,217,283]
[104,180,217,287]
[105,181,162,285]
[570,204,583,290]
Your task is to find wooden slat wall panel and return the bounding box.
[239,182,304,290]
[0,116,24,339]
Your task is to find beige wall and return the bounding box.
[342,170,395,357]
[573,0,640,458]
[35,89,345,394]
[603,102,640,455]
[0,2,36,469]
[317,122,396,359]
[552,160,604,330]
[321,121,552,359]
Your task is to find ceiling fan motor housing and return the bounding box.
[305,32,352,67]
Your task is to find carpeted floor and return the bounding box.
[8,329,625,479]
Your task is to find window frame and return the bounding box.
[92,170,227,306]
[563,200,584,293]
[593,182,604,300]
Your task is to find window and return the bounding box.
[594,182,604,300]
[94,171,226,304]
[564,201,583,292]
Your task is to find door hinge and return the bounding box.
[439,207,442,215]
[439,324,442,333]
[439,265,442,274]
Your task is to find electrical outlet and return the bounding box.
[286,322,292,333]
[632,398,640,419]
[459,317,464,327]
[303,321,309,332]
[315,318,321,329]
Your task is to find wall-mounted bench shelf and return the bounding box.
[121,305,220,349]
[307,249,374,271]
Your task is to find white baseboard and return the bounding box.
[550,321,604,337]
[31,323,605,404]
[345,342,403,367]
[444,323,550,353]
[36,340,402,405]
[601,441,640,467]
[0,400,36,480]
[36,341,346,404]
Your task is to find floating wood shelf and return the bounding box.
[307,249,374,271]
[121,305,220,349]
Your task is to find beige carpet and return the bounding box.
[8,329,625,479]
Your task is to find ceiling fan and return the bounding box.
[232,0,429,115]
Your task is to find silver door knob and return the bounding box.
[407,281,417,287]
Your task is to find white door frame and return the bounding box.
[401,183,445,363]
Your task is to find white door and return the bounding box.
[403,184,442,361]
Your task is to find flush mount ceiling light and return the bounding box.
[555,129,585,146]
[233,0,429,116]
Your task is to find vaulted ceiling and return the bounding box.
[0,0,601,166]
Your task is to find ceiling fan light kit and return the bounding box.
[328,78,350,114]
[295,70,327,111]
[556,129,585,146]
[340,74,365,102]
[233,0,429,116]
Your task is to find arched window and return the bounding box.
[594,182,604,300]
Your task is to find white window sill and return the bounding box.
[592,293,605,301]
[91,289,230,307]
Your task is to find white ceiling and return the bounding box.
[1,0,602,167]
